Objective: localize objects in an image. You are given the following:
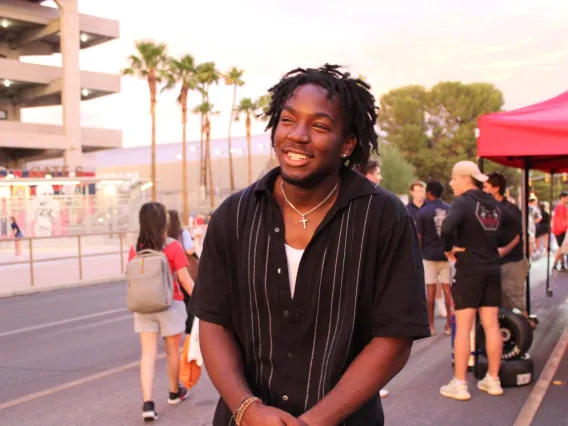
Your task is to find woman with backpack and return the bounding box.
[128,202,194,421]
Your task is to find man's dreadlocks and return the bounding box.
[263,64,379,171]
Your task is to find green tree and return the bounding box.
[163,54,197,224]
[224,67,245,191]
[375,144,416,194]
[122,41,169,201]
[235,98,258,185]
[379,82,504,185]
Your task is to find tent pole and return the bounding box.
[546,172,554,297]
[478,158,485,173]
[523,159,531,315]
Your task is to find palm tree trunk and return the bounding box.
[199,113,205,189]
[246,114,252,185]
[205,115,214,208]
[150,97,157,201]
[182,104,188,225]
[228,85,236,191]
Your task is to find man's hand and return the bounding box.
[445,247,465,263]
[498,247,506,257]
[242,403,305,426]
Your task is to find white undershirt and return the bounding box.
[285,244,305,298]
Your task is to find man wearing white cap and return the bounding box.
[439,160,505,401]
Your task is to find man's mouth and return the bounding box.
[287,152,309,161]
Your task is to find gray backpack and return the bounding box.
[126,238,176,314]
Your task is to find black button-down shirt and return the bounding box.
[190,167,429,426]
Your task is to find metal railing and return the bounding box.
[0,227,207,290]
[0,230,138,288]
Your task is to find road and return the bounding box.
[0,258,566,426]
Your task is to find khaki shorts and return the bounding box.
[423,260,451,284]
[500,258,529,311]
[134,300,187,337]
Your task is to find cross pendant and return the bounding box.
[299,216,308,230]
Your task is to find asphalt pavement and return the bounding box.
[0,257,566,426]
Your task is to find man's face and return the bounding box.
[273,83,355,188]
[562,195,568,205]
[483,181,500,198]
[450,174,470,197]
[410,185,425,203]
[366,167,382,185]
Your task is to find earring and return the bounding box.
[341,154,348,158]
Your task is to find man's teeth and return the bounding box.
[288,152,308,160]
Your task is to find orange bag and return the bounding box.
[180,335,202,389]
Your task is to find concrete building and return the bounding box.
[0,0,121,170]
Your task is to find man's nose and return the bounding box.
[288,126,310,143]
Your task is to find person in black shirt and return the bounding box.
[483,173,530,323]
[440,161,505,401]
[359,160,382,186]
[190,64,429,426]
[406,180,426,221]
[416,181,452,335]
[10,216,23,257]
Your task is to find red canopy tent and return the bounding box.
[476,91,568,314]
[477,90,568,172]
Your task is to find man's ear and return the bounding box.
[342,135,357,158]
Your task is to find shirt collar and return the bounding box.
[254,166,377,209]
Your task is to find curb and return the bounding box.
[0,277,125,299]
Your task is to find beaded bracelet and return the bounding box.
[235,396,262,425]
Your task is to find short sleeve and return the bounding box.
[189,210,232,328]
[371,213,430,340]
[181,229,194,251]
[167,241,188,272]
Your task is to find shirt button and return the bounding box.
[288,351,294,358]
[274,227,280,233]
[283,310,289,317]
[282,395,289,401]
[277,268,283,274]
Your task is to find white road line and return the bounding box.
[0,353,166,412]
[0,308,126,338]
[513,317,568,426]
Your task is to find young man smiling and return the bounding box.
[190,64,429,425]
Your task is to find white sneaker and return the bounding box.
[477,374,504,396]
[379,388,389,399]
[440,378,471,401]
[436,298,448,318]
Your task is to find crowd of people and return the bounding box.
[125,64,568,425]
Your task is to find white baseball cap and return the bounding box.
[452,160,488,183]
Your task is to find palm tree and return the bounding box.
[224,67,245,191]
[193,102,217,208]
[235,98,258,185]
[122,41,169,201]
[195,62,220,190]
[163,54,197,225]
[255,93,272,160]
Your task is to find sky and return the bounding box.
[21,0,568,148]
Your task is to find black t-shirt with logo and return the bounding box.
[441,189,509,274]
[416,199,450,261]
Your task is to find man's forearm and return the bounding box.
[499,235,520,257]
[200,321,253,414]
[300,337,413,426]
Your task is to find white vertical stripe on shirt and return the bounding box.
[252,201,263,390]
[318,210,346,400]
[247,201,261,379]
[262,235,274,404]
[322,205,351,394]
[303,247,328,410]
[344,195,373,368]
